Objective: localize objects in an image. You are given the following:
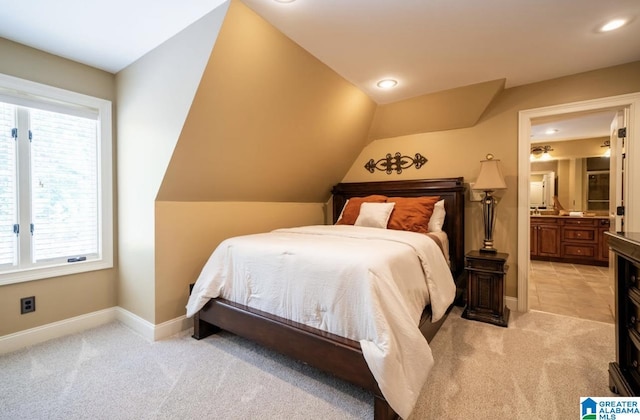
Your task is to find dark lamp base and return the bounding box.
[480,247,498,253]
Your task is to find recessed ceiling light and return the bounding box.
[545,128,559,135]
[376,79,398,89]
[274,0,296,3]
[600,19,627,32]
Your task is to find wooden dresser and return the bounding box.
[608,232,640,396]
[531,216,610,266]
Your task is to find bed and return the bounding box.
[187,177,465,419]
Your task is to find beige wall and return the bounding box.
[155,202,325,322]
[537,137,609,159]
[369,79,504,141]
[158,0,376,203]
[344,60,640,298]
[154,0,376,322]
[0,38,117,336]
[3,8,640,338]
[531,137,609,211]
[115,3,229,323]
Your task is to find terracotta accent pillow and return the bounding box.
[386,196,441,234]
[336,195,388,225]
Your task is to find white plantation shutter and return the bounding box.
[0,102,17,266]
[30,109,98,261]
[0,72,113,285]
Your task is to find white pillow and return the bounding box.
[354,202,395,228]
[428,199,446,232]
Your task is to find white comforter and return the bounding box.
[186,225,456,419]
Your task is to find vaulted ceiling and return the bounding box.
[2,0,639,103]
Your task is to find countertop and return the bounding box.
[605,231,640,247]
[530,214,609,219]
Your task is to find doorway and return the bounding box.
[517,92,640,314]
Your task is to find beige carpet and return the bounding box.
[414,307,616,419]
[0,307,616,419]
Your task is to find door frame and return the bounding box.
[517,92,640,312]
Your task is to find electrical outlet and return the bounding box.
[469,183,484,202]
[20,296,35,314]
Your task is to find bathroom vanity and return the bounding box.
[530,215,610,266]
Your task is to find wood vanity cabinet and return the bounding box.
[598,223,612,261]
[530,216,610,266]
[531,217,561,258]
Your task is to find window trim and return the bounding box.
[0,73,113,285]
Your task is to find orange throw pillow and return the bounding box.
[386,196,441,234]
[336,195,388,225]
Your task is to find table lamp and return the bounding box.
[473,154,507,253]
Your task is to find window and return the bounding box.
[586,157,610,211]
[0,73,112,285]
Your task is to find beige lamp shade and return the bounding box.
[473,154,507,191]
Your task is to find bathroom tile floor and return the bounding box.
[529,260,614,324]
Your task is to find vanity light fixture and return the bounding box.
[600,19,627,32]
[601,139,611,157]
[530,145,554,162]
[376,79,398,89]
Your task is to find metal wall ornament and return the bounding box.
[364,152,427,174]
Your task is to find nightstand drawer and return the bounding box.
[465,257,505,272]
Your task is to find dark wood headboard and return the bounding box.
[331,177,465,279]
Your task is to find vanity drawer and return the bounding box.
[531,216,558,225]
[562,243,596,258]
[563,218,597,227]
[562,228,596,242]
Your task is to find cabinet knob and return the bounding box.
[632,316,637,325]
[633,360,639,368]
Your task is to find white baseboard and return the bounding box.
[0,307,117,355]
[115,307,192,341]
[114,307,156,341]
[154,315,192,340]
[0,307,192,355]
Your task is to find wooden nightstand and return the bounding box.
[462,250,510,327]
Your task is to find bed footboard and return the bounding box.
[193,297,399,419]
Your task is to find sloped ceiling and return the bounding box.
[157,0,376,203]
[369,78,505,140]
